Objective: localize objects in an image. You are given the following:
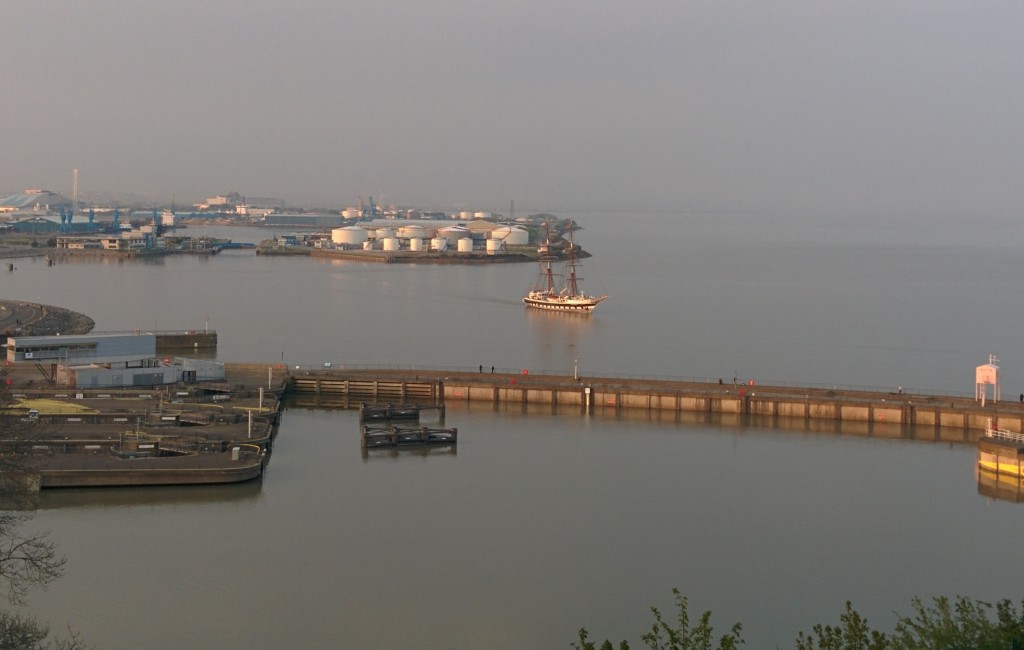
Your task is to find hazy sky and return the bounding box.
[3,1,1022,216]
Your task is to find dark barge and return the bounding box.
[361,425,457,449]
[25,441,267,488]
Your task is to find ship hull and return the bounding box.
[523,294,606,313]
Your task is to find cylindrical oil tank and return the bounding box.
[332,226,368,245]
[381,237,400,251]
[490,226,528,246]
[399,225,427,238]
[374,228,395,240]
[408,237,423,251]
[485,239,503,255]
[362,241,373,250]
[459,211,474,220]
[457,238,474,252]
[341,208,360,219]
[438,226,470,245]
[431,237,448,251]
[474,211,492,220]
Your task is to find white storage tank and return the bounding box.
[457,238,474,252]
[486,239,503,255]
[408,237,423,251]
[431,237,448,252]
[341,208,360,219]
[398,224,427,238]
[474,211,492,220]
[362,241,374,250]
[490,226,529,246]
[332,226,368,246]
[381,237,400,251]
[438,226,470,245]
[374,228,395,240]
[459,211,474,220]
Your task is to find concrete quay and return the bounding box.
[286,367,1023,440]
[0,363,287,490]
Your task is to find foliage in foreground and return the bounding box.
[0,509,90,649]
[0,511,65,606]
[575,590,1024,649]
[0,510,89,649]
[0,610,89,650]
[1,370,92,648]
[573,588,743,650]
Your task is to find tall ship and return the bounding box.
[523,229,608,313]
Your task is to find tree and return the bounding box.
[891,596,1024,650]
[574,588,744,650]
[794,602,888,650]
[579,591,1024,649]
[0,610,88,650]
[0,368,91,649]
[795,596,1024,649]
[0,365,46,508]
[0,512,64,606]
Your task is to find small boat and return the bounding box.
[523,229,607,313]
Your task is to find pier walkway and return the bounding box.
[287,366,1024,439]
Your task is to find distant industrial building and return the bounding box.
[7,214,96,234]
[0,189,67,213]
[261,213,348,228]
[194,192,284,212]
[55,233,149,251]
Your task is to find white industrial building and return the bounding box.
[6,332,224,388]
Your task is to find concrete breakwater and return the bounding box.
[156,330,217,350]
[287,368,1024,440]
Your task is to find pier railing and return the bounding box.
[282,361,977,399]
[985,421,1024,444]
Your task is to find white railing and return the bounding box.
[985,420,1024,444]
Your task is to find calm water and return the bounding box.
[5,212,1024,648]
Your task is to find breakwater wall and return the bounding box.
[286,369,1024,437]
[156,330,217,350]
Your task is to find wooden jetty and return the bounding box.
[361,425,457,449]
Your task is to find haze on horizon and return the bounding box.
[3,2,1022,219]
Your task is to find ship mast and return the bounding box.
[566,225,580,296]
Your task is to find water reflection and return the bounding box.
[361,444,457,461]
[976,438,1024,503]
[54,254,169,267]
[449,399,978,444]
[977,468,1024,503]
[36,480,263,510]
